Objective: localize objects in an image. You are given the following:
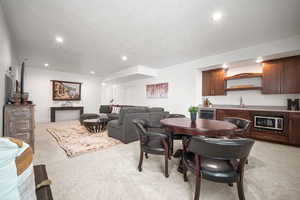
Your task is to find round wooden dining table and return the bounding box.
[160,117,237,137]
[160,117,237,173]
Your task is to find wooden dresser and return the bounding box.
[4,104,35,152]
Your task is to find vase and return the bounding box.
[190,112,197,122]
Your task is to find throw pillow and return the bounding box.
[111,106,121,114]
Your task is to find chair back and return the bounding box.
[132,119,148,143]
[187,136,254,160]
[224,117,251,134]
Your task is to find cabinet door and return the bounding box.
[212,69,225,96]
[262,60,282,94]
[202,69,225,96]
[202,70,212,96]
[282,56,300,94]
[216,109,225,120]
[289,113,300,146]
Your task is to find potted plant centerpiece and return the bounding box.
[188,106,199,123]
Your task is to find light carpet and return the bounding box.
[34,121,300,200]
[47,121,121,157]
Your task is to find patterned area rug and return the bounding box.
[47,123,122,157]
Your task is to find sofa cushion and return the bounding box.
[118,107,148,125]
[108,120,120,128]
[149,112,169,127]
[148,107,164,112]
[99,105,111,114]
[107,113,119,120]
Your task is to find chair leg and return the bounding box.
[194,155,201,200]
[165,151,169,178]
[194,174,201,200]
[145,153,149,159]
[183,165,188,182]
[169,136,174,157]
[162,139,169,178]
[237,177,245,200]
[138,150,143,172]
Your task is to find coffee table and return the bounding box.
[83,118,108,133]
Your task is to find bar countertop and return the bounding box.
[199,104,300,113]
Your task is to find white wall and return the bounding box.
[0,5,14,136]
[25,67,102,123]
[102,65,197,116]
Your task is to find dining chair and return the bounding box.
[132,119,171,178]
[182,136,255,200]
[224,117,252,165]
[224,117,251,137]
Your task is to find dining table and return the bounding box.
[160,117,237,172]
[160,117,237,137]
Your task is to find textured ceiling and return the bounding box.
[1,0,300,77]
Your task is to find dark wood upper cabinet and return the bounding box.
[202,68,225,96]
[262,60,283,94]
[202,70,212,96]
[262,55,300,94]
[213,69,225,95]
[282,56,300,94]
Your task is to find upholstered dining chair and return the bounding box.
[224,117,252,165]
[182,136,255,200]
[224,117,251,137]
[166,114,186,156]
[132,119,171,178]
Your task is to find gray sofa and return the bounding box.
[107,107,169,143]
[99,104,141,121]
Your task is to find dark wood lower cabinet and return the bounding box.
[288,113,300,146]
[216,109,300,146]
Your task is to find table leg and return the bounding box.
[173,150,182,158]
[176,136,190,174]
[176,150,184,173]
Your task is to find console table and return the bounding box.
[50,106,84,122]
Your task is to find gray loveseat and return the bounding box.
[107,107,169,143]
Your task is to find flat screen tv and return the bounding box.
[4,73,14,104]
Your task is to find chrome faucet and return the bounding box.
[240,96,245,107]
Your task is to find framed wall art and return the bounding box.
[52,80,82,101]
[146,82,168,98]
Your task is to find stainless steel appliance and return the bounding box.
[199,108,215,120]
[254,116,284,131]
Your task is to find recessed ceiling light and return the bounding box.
[121,56,128,61]
[222,63,228,69]
[212,11,223,22]
[44,63,49,67]
[55,36,64,43]
[90,70,95,75]
[256,57,263,63]
[101,82,106,86]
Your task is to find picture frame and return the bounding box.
[146,82,168,98]
[52,80,82,101]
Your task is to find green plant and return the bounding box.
[188,106,199,113]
